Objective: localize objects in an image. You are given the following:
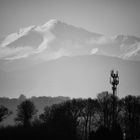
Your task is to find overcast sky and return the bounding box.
[0,0,140,38]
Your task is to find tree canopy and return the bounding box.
[15,100,37,127]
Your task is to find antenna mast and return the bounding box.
[110,70,119,128]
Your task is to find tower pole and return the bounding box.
[110,70,119,128]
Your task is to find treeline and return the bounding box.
[0,92,140,140]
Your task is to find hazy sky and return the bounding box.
[0,0,140,98]
[0,0,140,38]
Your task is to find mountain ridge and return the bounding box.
[0,19,140,101]
[0,19,140,62]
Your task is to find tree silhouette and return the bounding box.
[0,94,140,140]
[0,105,11,123]
[39,106,52,124]
[97,92,113,129]
[122,95,140,139]
[81,98,98,140]
[40,99,85,140]
[15,100,37,127]
[96,92,123,140]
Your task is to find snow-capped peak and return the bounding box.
[42,19,59,28]
[1,19,140,62]
[1,25,36,47]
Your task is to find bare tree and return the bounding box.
[15,100,37,127]
[122,95,140,139]
[97,92,114,129]
[81,98,98,140]
[0,105,11,123]
[40,99,85,139]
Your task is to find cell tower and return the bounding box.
[110,70,119,128]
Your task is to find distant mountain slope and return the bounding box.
[0,95,70,126]
[1,19,140,62]
[0,20,140,102]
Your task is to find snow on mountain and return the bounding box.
[1,20,140,99]
[0,19,140,62]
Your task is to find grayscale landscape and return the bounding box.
[0,0,140,140]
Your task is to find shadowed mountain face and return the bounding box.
[0,20,140,98]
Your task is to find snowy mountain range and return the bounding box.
[0,19,140,99]
[1,19,140,63]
